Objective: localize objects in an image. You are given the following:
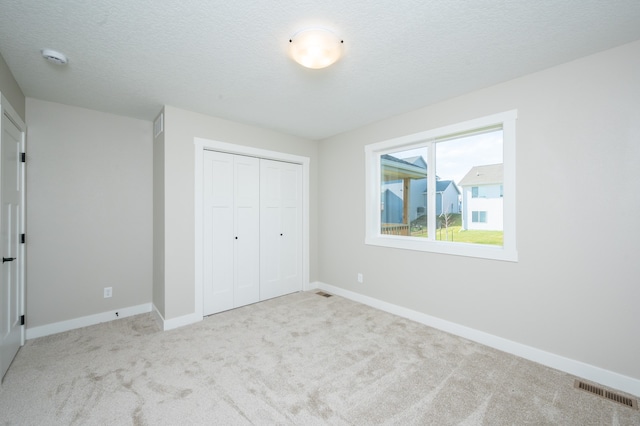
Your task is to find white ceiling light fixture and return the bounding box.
[41,48,68,65]
[289,27,343,69]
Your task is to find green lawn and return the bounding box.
[409,214,503,246]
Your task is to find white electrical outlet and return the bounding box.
[104,287,112,298]
[357,273,363,283]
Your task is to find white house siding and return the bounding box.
[461,184,503,230]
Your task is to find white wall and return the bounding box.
[0,52,25,121]
[153,109,165,317]
[318,40,640,384]
[159,106,319,321]
[25,99,153,328]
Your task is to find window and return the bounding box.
[472,211,487,223]
[365,110,517,261]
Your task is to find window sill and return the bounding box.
[365,235,518,262]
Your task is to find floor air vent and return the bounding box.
[574,380,638,409]
[315,291,332,298]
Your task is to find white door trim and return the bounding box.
[0,93,26,379]
[194,138,310,320]
[1,95,25,342]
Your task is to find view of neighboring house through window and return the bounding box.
[379,130,502,245]
[366,110,517,261]
[380,150,429,237]
[441,131,503,246]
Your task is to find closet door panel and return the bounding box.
[203,151,234,315]
[260,159,302,300]
[280,163,302,294]
[233,155,260,307]
[281,206,298,279]
[259,161,283,300]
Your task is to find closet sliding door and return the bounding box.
[203,151,260,315]
[260,159,303,300]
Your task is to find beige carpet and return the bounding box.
[1,291,638,425]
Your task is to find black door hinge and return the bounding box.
[20,315,25,326]
[21,233,25,244]
[21,153,26,163]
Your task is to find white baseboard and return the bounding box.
[304,281,320,291]
[151,304,165,330]
[152,304,202,331]
[316,282,640,398]
[26,303,152,340]
[155,282,320,330]
[154,283,323,332]
[160,312,202,331]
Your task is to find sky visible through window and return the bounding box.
[394,130,503,185]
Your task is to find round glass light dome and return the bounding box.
[289,28,343,69]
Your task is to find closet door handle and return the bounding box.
[3,257,16,263]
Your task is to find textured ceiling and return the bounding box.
[1,0,640,140]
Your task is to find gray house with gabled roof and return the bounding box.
[434,179,461,217]
[380,155,427,226]
[381,155,460,227]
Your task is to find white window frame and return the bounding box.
[364,110,518,262]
